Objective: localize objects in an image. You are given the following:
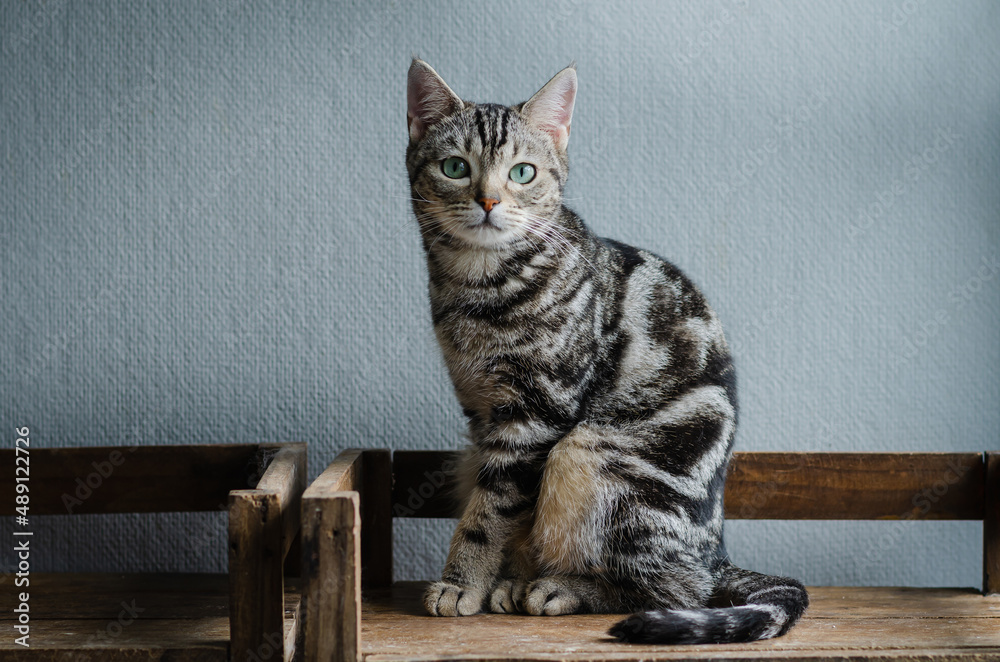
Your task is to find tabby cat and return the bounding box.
[405,58,808,644]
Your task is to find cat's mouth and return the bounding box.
[451,212,519,248]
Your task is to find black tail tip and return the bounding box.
[608,613,648,642]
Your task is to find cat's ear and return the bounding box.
[522,65,577,152]
[407,59,463,143]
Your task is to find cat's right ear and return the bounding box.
[407,59,463,143]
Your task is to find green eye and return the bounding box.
[441,156,469,179]
[509,163,536,184]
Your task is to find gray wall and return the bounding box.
[2,1,998,587]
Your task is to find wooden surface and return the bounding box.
[301,489,362,662]
[0,573,299,661]
[358,582,1000,662]
[391,451,986,521]
[0,443,295,515]
[985,452,1000,594]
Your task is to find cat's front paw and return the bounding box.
[489,578,529,613]
[524,577,585,616]
[424,581,486,616]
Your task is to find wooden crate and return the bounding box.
[0,442,306,661]
[301,449,1000,662]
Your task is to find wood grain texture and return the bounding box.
[229,490,285,662]
[390,451,986,521]
[356,582,1000,662]
[0,573,300,661]
[985,452,1000,594]
[255,444,308,559]
[306,449,365,497]
[228,443,305,662]
[0,443,290,515]
[361,449,394,589]
[725,452,984,520]
[301,490,361,662]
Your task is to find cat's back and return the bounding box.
[586,235,736,422]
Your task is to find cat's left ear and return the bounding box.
[522,65,577,152]
[407,59,464,143]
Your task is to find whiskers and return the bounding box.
[518,212,597,275]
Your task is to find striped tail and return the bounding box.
[608,562,808,645]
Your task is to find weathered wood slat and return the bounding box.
[725,452,984,520]
[391,451,986,521]
[391,450,462,519]
[0,444,286,515]
[361,450,394,589]
[0,573,301,660]
[228,490,285,662]
[0,617,300,661]
[985,452,1000,594]
[308,448,364,496]
[301,489,361,662]
[255,444,308,559]
[0,573,301,620]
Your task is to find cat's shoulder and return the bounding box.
[598,236,713,317]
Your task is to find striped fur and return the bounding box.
[406,59,807,644]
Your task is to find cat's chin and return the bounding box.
[450,223,520,250]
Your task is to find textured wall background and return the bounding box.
[1,1,998,587]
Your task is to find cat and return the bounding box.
[405,58,808,644]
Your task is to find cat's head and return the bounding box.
[406,59,577,250]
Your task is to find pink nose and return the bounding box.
[478,197,500,212]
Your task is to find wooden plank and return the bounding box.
[361,450,394,588]
[0,610,299,660]
[726,452,984,520]
[390,451,985,521]
[301,490,361,662]
[356,582,1000,662]
[985,452,1000,594]
[255,444,308,560]
[391,450,462,518]
[228,491,285,662]
[305,449,365,498]
[0,444,287,515]
[0,618,229,660]
[0,572,301,619]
